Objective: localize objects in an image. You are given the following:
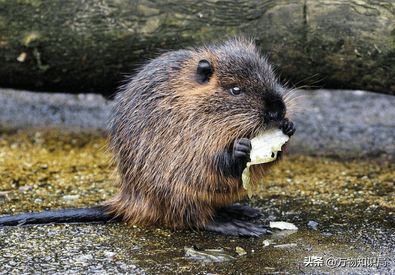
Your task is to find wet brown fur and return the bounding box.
[103,38,292,230]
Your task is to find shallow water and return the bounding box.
[0,128,394,274]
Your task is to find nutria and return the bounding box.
[0,38,295,237]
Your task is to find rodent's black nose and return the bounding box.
[265,109,283,122]
[262,93,286,122]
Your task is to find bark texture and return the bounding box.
[1,0,394,95]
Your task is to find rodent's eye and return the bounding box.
[229,86,242,96]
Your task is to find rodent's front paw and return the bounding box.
[220,138,251,178]
[280,118,296,137]
[234,138,251,163]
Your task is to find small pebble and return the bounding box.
[307,220,319,230]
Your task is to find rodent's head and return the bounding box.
[173,38,290,140]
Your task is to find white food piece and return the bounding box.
[250,128,289,163]
[270,221,298,230]
[262,239,273,247]
[242,128,290,197]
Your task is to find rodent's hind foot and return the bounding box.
[202,204,271,237]
[215,203,263,221]
[203,219,271,237]
[280,118,296,137]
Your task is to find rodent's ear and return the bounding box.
[196,59,214,84]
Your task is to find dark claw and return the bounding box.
[232,138,251,176]
[216,204,263,221]
[280,118,296,137]
[219,138,251,178]
[204,220,271,237]
[234,138,251,160]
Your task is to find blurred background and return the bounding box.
[1,0,394,97]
